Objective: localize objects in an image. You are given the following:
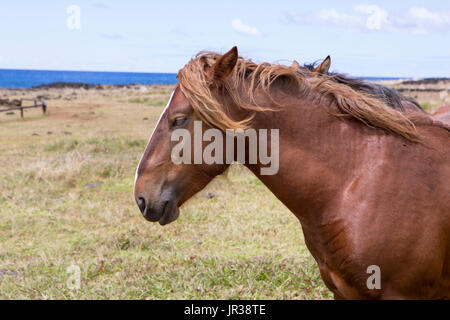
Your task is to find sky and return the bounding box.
[0,0,449,77]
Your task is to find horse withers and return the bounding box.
[433,105,450,125]
[134,47,450,299]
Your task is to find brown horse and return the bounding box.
[292,55,424,113]
[134,47,450,299]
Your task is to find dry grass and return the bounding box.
[0,85,331,299]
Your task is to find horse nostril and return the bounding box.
[137,197,146,214]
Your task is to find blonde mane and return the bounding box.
[177,51,431,142]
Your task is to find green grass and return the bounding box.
[128,93,171,107]
[421,102,438,113]
[147,98,169,107]
[0,86,331,299]
[128,97,149,104]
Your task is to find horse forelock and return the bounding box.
[177,51,440,142]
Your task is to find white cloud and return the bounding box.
[317,9,362,27]
[408,7,442,23]
[232,19,261,36]
[289,5,450,34]
[395,7,450,34]
[405,7,450,34]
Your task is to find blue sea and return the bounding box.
[0,69,178,89]
[0,68,404,89]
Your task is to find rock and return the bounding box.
[0,270,18,278]
[84,181,103,188]
[204,192,216,199]
[139,86,149,93]
[32,82,103,90]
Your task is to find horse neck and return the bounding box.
[243,94,369,225]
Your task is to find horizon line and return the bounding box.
[0,67,432,80]
[0,67,177,75]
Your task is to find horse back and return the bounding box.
[432,105,450,125]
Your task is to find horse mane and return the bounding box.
[303,62,424,112]
[177,51,444,142]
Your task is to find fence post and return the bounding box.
[20,106,24,118]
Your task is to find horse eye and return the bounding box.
[171,116,187,127]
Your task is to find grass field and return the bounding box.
[0,85,332,299]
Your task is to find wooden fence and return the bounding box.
[0,98,47,118]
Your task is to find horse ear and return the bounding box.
[208,46,238,82]
[313,55,331,74]
[291,60,300,69]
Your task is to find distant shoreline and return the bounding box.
[0,82,177,90]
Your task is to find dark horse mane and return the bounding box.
[303,62,424,112]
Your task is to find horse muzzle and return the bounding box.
[136,189,180,225]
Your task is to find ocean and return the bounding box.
[0,69,178,89]
[0,69,404,89]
